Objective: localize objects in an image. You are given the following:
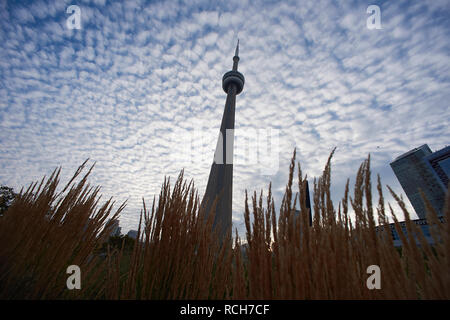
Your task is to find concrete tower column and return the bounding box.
[201,40,245,243]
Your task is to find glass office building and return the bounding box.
[390,144,449,219]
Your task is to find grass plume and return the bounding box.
[0,150,448,299]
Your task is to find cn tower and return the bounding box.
[201,40,245,242]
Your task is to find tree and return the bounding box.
[0,185,16,216]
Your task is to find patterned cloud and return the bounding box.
[1,0,449,235]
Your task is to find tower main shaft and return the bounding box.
[201,41,244,243]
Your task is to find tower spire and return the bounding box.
[201,40,245,244]
[232,39,240,71]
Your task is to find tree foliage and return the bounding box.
[0,185,16,215]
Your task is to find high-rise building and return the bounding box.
[425,145,450,190]
[390,144,448,218]
[201,41,244,243]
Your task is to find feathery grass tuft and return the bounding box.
[0,150,448,299]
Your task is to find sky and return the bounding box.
[0,0,449,236]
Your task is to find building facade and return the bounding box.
[425,145,450,190]
[390,144,448,219]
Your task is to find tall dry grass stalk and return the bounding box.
[239,149,449,299]
[0,150,448,299]
[0,160,125,299]
[103,171,233,299]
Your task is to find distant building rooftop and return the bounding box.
[127,229,138,239]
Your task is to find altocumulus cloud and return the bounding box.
[0,0,449,235]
